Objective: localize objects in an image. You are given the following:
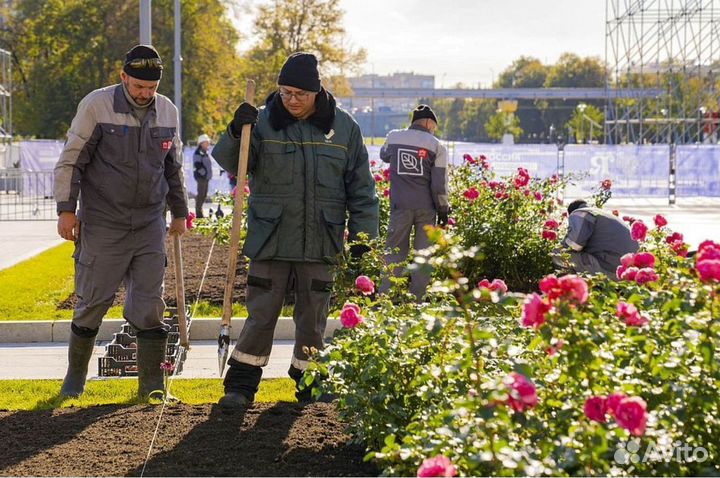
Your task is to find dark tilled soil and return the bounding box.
[0,402,378,477]
[58,233,249,310]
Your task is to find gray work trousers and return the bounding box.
[72,217,167,332]
[230,260,333,371]
[379,208,436,301]
[195,179,209,217]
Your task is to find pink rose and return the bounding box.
[522,293,549,328]
[244,185,250,195]
[370,159,377,167]
[544,219,560,230]
[616,302,649,327]
[417,455,458,477]
[490,279,508,294]
[355,275,375,295]
[623,215,636,224]
[634,268,659,285]
[534,191,544,201]
[671,241,689,257]
[612,209,620,216]
[584,396,608,423]
[523,189,531,197]
[542,230,557,241]
[633,252,656,269]
[620,267,640,281]
[666,232,684,244]
[340,303,364,328]
[614,396,648,436]
[463,153,477,165]
[606,392,627,416]
[383,189,390,198]
[447,217,456,226]
[696,259,720,282]
[539,274,588,304]
[463,187,480,201]
[185,212,196,230]
[697,241,720,262]
[545,339,564,356]
[601,179,612,190]
[514,168,531,188]
[654,214,668,228]
[382,168,391,181]
[620,253,636,268]
[373,174,384,182]
[506,372,538,412]
[631,220,648,241]
[550,174,560,184]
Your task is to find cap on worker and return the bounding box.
[411,104,438,124]
[197,134,211,145]
[277,52,321,93]
[123,44,163,81]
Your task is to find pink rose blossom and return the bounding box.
[654,214,668,228]
[544,219,559,230]
[185,212,196,230]
[506,372,538,412]
[616,302,649,326]
[463,187,480,201]
[514,168,531,188]
[542,230,557,241]
[623,215,636,224]
[545,339,564,356]
[463,153,476,165]
[373,174,384,182]
[447,217,456,226]
[601,179,612,190]
[355,275,375,295]
[614,396,648,436]
[539,274,589,304]
[370,159,377,167]
[666,232,684,244]
[697,240,720,262]
[417,455,458,477]
[631,220,648,241]
[478,278,508,294]
[606,392,627,416]
[550,174,560,184]
[584,396,608,423]
[534,191,544,201]
[383,189,390,198]
[612,209,620,216]
[522,293,550,328]
[340,303,364,328]
[382,168,391,181]
[634,268,659,285]
[619,266,639,281]
[696,260,720,282]
[620,253,636,268]
[523,189,531,197]
[633,252,656,269]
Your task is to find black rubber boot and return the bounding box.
[60,328,97,398]
[136,333,168,399]
[219,359,261,413]
[289,365,312,403]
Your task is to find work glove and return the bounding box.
[228,102,259,137]
[349,243,370,260]
[437,210,449,227]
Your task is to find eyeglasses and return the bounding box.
[125,58,163,70]
[278,89,313,101]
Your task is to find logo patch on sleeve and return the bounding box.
[396,148,423,176]
[162,140,173,150]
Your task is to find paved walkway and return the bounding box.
[0,340,295,380]
[0,220,63,271]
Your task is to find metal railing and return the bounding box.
[0,170,56,220]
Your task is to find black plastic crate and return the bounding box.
[97,307,190,377]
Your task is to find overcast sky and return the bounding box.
[228,0,607,87]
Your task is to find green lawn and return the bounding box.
[0,378,296,410]
[0,242,126,321]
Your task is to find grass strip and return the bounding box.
[0,378,296,410]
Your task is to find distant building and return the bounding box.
[338,72,435,137]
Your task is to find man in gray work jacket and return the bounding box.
[559,199,639,276]
[212,52,379,411]
[378,104,449,301]
[54,45,188,399]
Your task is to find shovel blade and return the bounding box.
[217,325,231,375]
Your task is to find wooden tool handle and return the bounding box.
[172,233,189,348]
[221,80,256,327]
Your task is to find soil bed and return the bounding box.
[0,402,377,476]
[59,232,248,310]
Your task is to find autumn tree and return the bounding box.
[242,0,366,99]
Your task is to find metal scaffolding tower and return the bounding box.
[605,0,720,144]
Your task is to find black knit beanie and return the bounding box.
[411,104,438,124]
[277,52,321,92]
[123,45,163,81]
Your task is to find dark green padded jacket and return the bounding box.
[213,90,379,263]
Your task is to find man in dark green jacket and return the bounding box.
[212,52,379,411]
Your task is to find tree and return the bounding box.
[243,0,366,99]
[485,112,523,142]
[3,0,245,140]
[567,103,604,143]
